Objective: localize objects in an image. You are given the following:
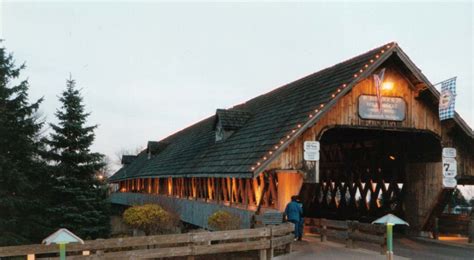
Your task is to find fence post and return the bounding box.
[266,226,273,260]
[468,218,474,244]
[346,221,353,248]
[259,227,270,260]
[433,217,439,240]
[351,221,358,249]
[321,218,327,242]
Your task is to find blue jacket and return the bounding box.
[285,201,303,222]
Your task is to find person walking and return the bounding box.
[296,196,304,241]
[284,195,303,241]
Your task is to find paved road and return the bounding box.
[275,234,474,260]
[394,237,474,260]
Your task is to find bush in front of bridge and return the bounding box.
[208,210,241,231]
[123,204,176,235]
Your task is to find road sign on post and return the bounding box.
[304,141,320,183]
[442,147,457,189]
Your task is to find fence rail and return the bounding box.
[433,214,474,243]
[0,223,294,260]
[304,218,386,254]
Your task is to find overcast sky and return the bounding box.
[1,1,473,181]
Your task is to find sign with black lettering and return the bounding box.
[358,95,406,121]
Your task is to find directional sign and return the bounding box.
[304,141,320,152]
[442,177,457,189]
[442,157,457,177]
[304,151,320,161]
[442,147,456,158]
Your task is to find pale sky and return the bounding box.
[1,1,473,179]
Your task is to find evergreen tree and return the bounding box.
[43,77,110,239]
[0,45,52,245]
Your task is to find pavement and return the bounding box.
[274,233,474,260]
[274,234,408,260]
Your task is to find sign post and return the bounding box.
[43,228,84,260]
[304,141,320,183]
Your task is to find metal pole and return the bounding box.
[59,243,66,260]
[386,224,393,260]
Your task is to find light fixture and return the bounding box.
[389,155,396,160]
[382,82,394,90]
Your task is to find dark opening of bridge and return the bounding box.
[300,127,442,223]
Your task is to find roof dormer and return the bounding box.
[214,109,252,142]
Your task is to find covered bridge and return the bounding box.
[109,42,473,233]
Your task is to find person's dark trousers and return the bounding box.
[288,219,301,239]
[298,217,304,240]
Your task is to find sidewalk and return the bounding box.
[274,234,408,260]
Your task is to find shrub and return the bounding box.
[208,210,241,231]
[123,204,176,235]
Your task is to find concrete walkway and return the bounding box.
[274,234,408,260]
[274,233,474,260]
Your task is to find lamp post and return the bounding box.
[372,214,409,260]
[42,228,84,260]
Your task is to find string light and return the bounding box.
[251,45,391,173]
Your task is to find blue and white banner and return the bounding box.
[439,77,456,121]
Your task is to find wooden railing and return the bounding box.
[434,214,474,243]
[305,218,386,254]
[0,224,294,260]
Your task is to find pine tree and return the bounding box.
[43,77,110,239]
[0,45,52,245]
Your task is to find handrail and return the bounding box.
[0,223,294,259]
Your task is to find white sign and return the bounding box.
[442,177,457,189]
[442,147,456,158]
[304,141,320,152]
[442,157,457,177]
[304,151,320,161]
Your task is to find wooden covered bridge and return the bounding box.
[109,42,473,233]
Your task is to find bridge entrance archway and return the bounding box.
[300,127,442,223]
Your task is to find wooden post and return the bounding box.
[266,226,273,260]
[321,219,327,242]
[346,220,353,248]
[468,218,474,244]
[433,217,439,240]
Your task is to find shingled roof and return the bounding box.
[109,42,472,182]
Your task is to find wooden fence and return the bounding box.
[433,214,474,243]
[0,223,294,260]
[304,218,386,254]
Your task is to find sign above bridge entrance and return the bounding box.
[358,95,406,121]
